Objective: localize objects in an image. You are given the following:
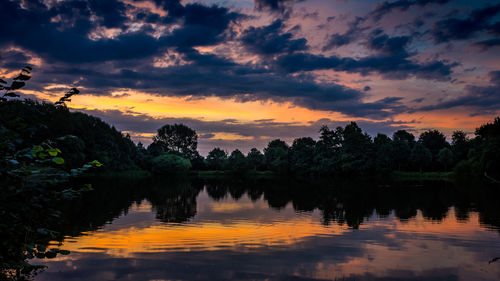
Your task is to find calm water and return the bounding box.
[32,177,500,281]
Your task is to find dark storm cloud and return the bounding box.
[419,71,500,113]
[366,31,412,55]
[4,0,493,124]
[88,0,129,28]
[474,38,500,50]
[0,1,241,64]
[369,0,450,22]
[164,4,242,49]
[241,20,308,55]
[0,49,32,70]
[275,52,455,81]
[281,30,456,82]
[254,0,298,12]
[67,60,399,118]
[430,3,500,43]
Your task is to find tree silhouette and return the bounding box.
[228,149,248,173]
[206,147,227,170]
[438,147,453,171]
[264,139,289,173]
[411,143,432,172]
[247,148,264,170]
[152,123,198,159]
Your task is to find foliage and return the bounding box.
[451,130,471,163]
[0,66,32,100]
[419,130,449,161]
[1,137,101,280]
[339,122,375,173]
[206,148,227,170]
[54,88,79,106]
[152,124,198,160]
[411,143,432,172]
[393,130,415,146]
[289,137,316,175]
[227,149,248,174]
[438,147,454,171]
[246,148,264,170]
[263,139,289,173]
[0,100,138,171]
[151,153,192,174]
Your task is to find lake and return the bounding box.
[32,177,500,280]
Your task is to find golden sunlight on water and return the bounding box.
[52,196,349,258]
[47,190,494,259]
[34,186,500,281]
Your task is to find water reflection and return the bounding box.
[33,177,500,280]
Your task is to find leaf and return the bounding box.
[14,74,31,81]
[45,251,57,259]
[10,81,25,90]
[4,92,20,97]
[59,250,70,255]
[0,79,6,84]
[52,157,65,165]
[88,160,103,167]
[47,148,59,156]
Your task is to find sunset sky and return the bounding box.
[2,0,500,155]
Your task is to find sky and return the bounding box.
[1,0,500,155]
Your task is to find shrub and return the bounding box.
[151,153,191,174]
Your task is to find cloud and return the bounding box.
[241,20,308,55]
[88,0,129,28]
[370,0,450,22]
[366,31,412,56]
[474,38,500,50]
[322,17,367,50]
[419,71,500,114]
[0,49,33,70]
[275,52,455,81]
[0,1,242,64]
[430,3,500,43]
[254,0,298,13]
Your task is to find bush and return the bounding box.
[151,153,191,174]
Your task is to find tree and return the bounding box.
[451,131,470,163]
[438,147,454,171]
[151,153,191,174]
[374,133,391,148]
[318,125,342,150]
[264,139,289,173]
[289,137,316,175]
[152,124,198,160]
[206,147,227,170]
[392,139,411,171]
[340,122,375,173]
[227,149,248,173]
[411,143,432,172]
[419,130,448,157]
[393,130,415,144]
[247,148,264,170]
[313,125,343,174]
[475,117,500,179]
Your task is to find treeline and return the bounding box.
[0,99,139,173]
[2,97,499,181]
[142,119,500,182]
